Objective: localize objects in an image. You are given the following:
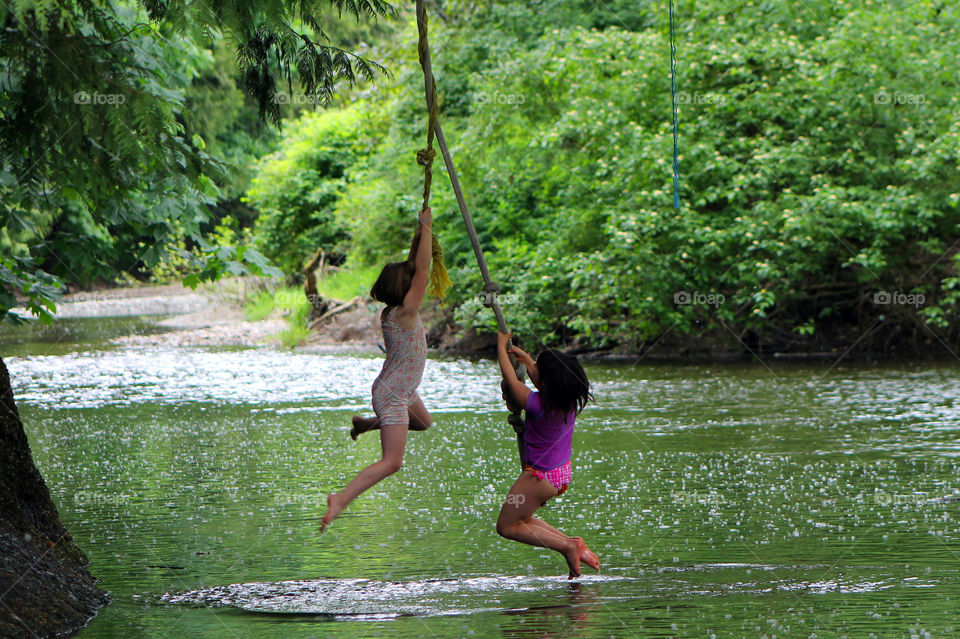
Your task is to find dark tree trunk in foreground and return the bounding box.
[0,357,109,638]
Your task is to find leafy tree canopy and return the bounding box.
[0,0,394,322]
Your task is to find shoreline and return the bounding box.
[9,281,958,365]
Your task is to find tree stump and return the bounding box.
[303,248,331,320]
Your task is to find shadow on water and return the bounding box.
[151,563,955,637]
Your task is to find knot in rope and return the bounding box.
[481,281,500,308]
[416,148,436,167]
[415,0,522,467]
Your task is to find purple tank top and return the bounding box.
[523,391,575,471]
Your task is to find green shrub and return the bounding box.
[244,1,960,350]
[316,265,380,302]
[245,105,372,275]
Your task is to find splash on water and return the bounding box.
[160,574,629,618]
[159,568,913,619]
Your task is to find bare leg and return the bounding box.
[520,514,569,542]
[496,471,584,578]
[514,505,601,572]
[321,423,408,531]
[350,395,432,439]
[407,395,432,431]
[521,501,601,572]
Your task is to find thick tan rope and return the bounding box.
[414,1,450,301]
[415,0,526,464]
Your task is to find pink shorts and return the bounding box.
[526,461,572,495]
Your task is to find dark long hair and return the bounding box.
[535,349,593,415]
[370,260,415,306]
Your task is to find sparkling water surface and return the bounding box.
[4,316,960,637]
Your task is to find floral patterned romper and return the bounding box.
[371,306,426,427]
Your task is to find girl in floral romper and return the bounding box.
[321,207,434,531]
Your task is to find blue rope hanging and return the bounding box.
[669,0,680,209]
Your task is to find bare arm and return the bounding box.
[497,331,531,408]
[508,344,540,390]
[407,224,422,263]
[400,207,432,316]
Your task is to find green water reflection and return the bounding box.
[9,342,960,637]
[1,316,169,357]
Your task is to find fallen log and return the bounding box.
[308,296,362,329]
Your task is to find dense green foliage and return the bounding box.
[0,0,391,321]
[245,106,371,274]
[251,0,960,352]
[3,0,957,354]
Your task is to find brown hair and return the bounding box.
[370,260,415,306]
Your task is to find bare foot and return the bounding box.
[564,538,584,579]
[350,415,378,441]
[320,493,345,532]
[574,537,601,571]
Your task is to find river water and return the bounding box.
[4,317,960,637]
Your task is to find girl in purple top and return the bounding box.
[496,331,600,578]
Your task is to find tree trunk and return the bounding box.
[0,356,109,638]
[303,248,330,320]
